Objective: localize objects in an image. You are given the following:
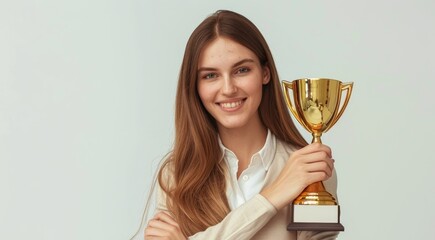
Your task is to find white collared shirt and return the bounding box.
[219,129,277,210]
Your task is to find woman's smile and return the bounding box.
[218,98,246,111]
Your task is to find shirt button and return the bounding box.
[242,175,249,181]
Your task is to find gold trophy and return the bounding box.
[282,78,353,231]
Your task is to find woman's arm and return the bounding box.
[146,143,336,239]
[148,186,277,239]
[187,194,277,239]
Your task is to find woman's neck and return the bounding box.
[218,119,268,176]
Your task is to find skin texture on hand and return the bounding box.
[145,211,187,240]
[260,143,334,210]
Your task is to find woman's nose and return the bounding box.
[222,76,237,95]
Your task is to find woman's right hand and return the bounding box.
[260,143,334,210]
[144,211,186,240]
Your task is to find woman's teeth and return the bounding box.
[221,100,242,109]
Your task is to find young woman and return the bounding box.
[140,10,339,240]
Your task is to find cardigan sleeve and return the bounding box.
[155,163,279,240]
[156,178,278,240]
[188,194,277,239]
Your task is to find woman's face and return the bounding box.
[197,37,270,132]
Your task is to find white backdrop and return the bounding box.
[1,1,434,239]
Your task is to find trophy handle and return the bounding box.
[281,80,311,131]
[325,82,353,132]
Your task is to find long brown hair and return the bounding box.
[158,10,307,236]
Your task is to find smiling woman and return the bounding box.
[134,10,339,240]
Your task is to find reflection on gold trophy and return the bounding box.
[282,78,353,231]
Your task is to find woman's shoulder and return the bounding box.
[269,138,299,170]
[275,138,299,156]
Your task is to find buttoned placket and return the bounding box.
[225,151,246,209]
[221,129,276,210]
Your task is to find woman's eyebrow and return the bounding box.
[232,58,255,68]
[197,58,255,72]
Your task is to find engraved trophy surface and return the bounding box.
[282,78,353,231]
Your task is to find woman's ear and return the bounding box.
[262,66,271,84]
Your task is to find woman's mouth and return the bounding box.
[219,99,246,110]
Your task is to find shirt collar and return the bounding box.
[218,129,276,171]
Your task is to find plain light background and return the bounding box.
[1,0,434,239]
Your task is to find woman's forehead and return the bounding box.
[198,37,259,69]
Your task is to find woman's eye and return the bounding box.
[203,73,217,79]
[236,67,250,74]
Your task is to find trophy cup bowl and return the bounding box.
[282,78,353,231]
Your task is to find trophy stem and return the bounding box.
[312,132,322,143]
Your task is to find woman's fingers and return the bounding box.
[291,144,334,176]
[294,143,334,174]
[145,211,186,240]
[304,160,333,175]
[300,154,334,174]
[296,142,332,157]
[148,218,177,233]
[145,225,169,237]
[153,211,179,227]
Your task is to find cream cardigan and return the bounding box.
[156,139,340,240]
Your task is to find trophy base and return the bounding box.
[287,222,344,231]
[287,204,344,232]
